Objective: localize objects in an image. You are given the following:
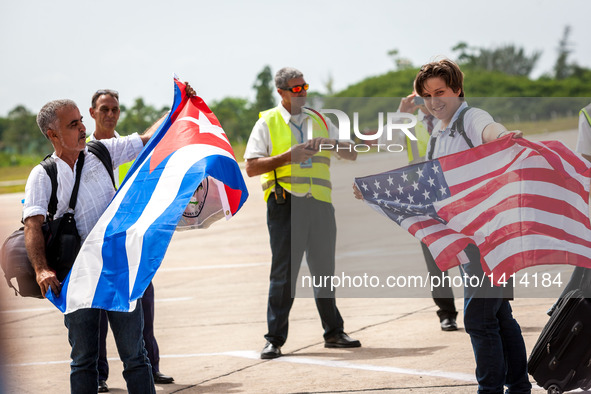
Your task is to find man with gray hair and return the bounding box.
[24,86,194,392]
[244,67,361,359]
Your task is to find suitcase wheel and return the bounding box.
[547,385,563,394]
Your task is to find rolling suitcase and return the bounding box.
[528,290,591,394]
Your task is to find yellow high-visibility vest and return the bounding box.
[259,107,332,203]
[581,105,591,127]
[406,118,430,164]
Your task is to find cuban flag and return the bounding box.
[47,77,248,313]
[356,136,591,285]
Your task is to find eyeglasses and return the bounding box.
[282,84,309,93]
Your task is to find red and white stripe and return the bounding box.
[400,136,591,284]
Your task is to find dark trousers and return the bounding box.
[461,245,531,394]
[98,282,159,379]
[265,193,344,347]
[420,242,457,321]
[64,302,155,394]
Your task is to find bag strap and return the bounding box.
[39,156,58,221]
[427,137,436,161]
[87,140,116,190]
[68,151,85,211]
[36,145,104,220]
[427,106,473,161]
[449,106,474,148]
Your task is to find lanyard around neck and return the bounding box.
[290,120,305,143]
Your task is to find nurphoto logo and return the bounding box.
[303,106,418,153]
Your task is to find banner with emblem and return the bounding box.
[47,76,248,313]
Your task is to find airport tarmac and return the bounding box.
[0,129,585,393]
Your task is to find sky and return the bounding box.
[1,0,589,120]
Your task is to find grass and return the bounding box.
[504,116,578,136]
[231,143,246,163]
[0,143,249,195]
[0,165,39,180]
[0,117,578,196]
[0,165,36,194]
[0,184,27,194]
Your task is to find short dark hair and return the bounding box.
[91,89,119,109]
[415,59,464,98]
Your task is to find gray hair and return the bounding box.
[274,67,304,89]
[37,99,78,139]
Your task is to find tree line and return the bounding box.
[0,66,277,166]
[1,27,589,166]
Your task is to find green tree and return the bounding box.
[554,25,575,79]
[387,48,413,71]
[116,98,168,136]
[3,105,51,155]
[209,97,253,144]
[0,116,8,151]
[452,42,472,64]
[252,65,276,114]
[453,42,541,77]
[323,73,335,96]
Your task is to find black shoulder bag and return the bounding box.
[0,151,85,298]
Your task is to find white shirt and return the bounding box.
[428,101,494,159]
[575,104,591,156]
[88,130,127,185]
[23,134,143,242]
[243,104,346,160]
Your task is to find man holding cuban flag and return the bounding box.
[24,78,248,393]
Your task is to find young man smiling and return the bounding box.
[414,59,531,394]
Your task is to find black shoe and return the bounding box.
[153,371,174,384]
[261,341,282,359]
[440,318,458,331]
[324,332,361,348]
[98,380,109,393]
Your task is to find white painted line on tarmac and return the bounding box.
[155,297,193,303]
[210,351,477,383]
[158,262,269,272]
[6,359,71,366]
[5,350,476,383]
[0,307,55,314]
[274,353,477,383]
[1,297,191,314]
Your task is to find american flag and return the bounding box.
[355,136,591,284]
[47,77,248,313]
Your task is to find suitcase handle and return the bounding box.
[548,321,583,371]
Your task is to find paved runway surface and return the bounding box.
[0,129,586,393]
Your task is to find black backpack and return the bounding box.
[427,106,473,160]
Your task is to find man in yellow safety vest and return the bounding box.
[244,67,361,359]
